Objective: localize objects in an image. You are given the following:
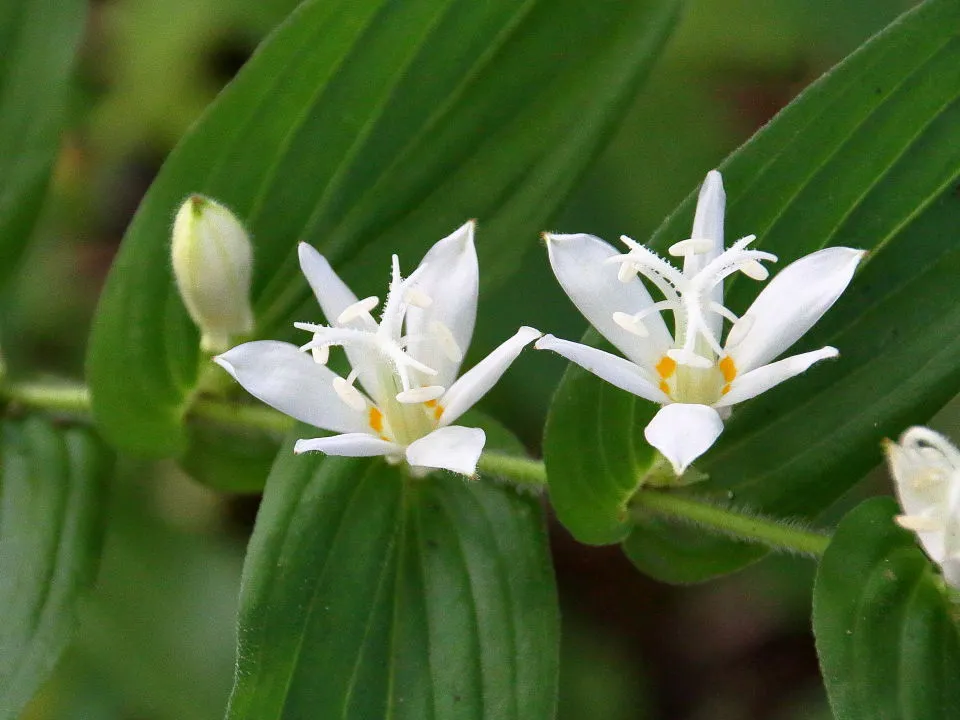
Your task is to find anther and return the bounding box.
[739,260,769,281]
[617,262,637,283]
[430,321,463,362]
[668,238,714,257]
[724,314,754,349]
[612,311,649,337]
[396,385,446,403]
[333,376,367,411]
[311,337,330,365]
[337,296,379,324]
[405,287,433,308]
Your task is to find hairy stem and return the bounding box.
[631,490,830,557]
[0,379,833,555]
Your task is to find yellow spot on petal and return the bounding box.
[424,399,438,408]
[719,356,737,383]
[433,404,444,421]
[659,381,670,396]
[721,383,731,396]
[369,407,384,434]
[655,355,677,379]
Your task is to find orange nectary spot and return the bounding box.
[424,399,438,408]
[721,383,731,396]
[655,355,677,379]
[659,381,670,396]
[433,404,444,421]
[719,355,737,383]
[369,407,384,434]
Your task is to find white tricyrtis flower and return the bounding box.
[885,427,960,589]
[215,221,540,477]
[537,170,864,475]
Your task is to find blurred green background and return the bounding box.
[5,0,922,717]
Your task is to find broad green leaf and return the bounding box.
[226,443,558,719]
[544,0,960,577]
[542,351,657,545]
[813,497,960,719]
[87,0,682,456]
[0,417,112,717]
[0,0,85,290]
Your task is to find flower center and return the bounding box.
[294,254,453,445]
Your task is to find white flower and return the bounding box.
[884,427,960,589]
[537,170,864,475]
[171,195,255,353]
[215,221,540,477]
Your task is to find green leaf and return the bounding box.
[542,347,657,545]
[226,444,558,719]
[813,497,960,719]
[87,0,682,456]
[0,417,112,717]
[544,0,960,576]
[0,0,86,290]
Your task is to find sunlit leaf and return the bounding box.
[87,0,682,456]
[0,418,112,717]
[225,440,557,719]
[813,497,960,719]
[543,0,960,579]
[0,0,85,289]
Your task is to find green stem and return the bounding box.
[1,381,91,414]
[476,451,547,487]
[0,379,833,556]
[631,489,831,557]
[190,397,293,434]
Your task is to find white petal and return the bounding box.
[713,346,838,407]
[438,326,541,426]
[294,433,402,457]
[643,403,724,476]
[888,428,960,519]
[215,341,369,434]
[298,243,363,326]
[726,247,864,373]
[405,221,478,387]
[535,334,669,404]
[405,426,486,476]
[297,243,383,400]
[687,171,726,341]
[544,233,671,369]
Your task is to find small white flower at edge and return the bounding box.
[884,427,960,590]
[215,221,540,477]
[537,170,864,476]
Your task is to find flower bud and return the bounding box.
[884,426,960,589]
[171,195,254,353]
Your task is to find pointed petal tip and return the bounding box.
[703,169,724,188]
[644,404,724,476]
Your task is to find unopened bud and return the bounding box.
[172,195,254,353]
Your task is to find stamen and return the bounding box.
[617,262,637,283]
[667,348,713,369]
[396,385,446,403]
[405,287,433,308]
[333,376,366,411]
[895,514,942,532]
[311,339,329,365]
[430,320,463,362]
[612,311,649,337]
[725,314,754,349]
[337,296,379,324]
[668,238,714,257]
[739,260,769,281]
